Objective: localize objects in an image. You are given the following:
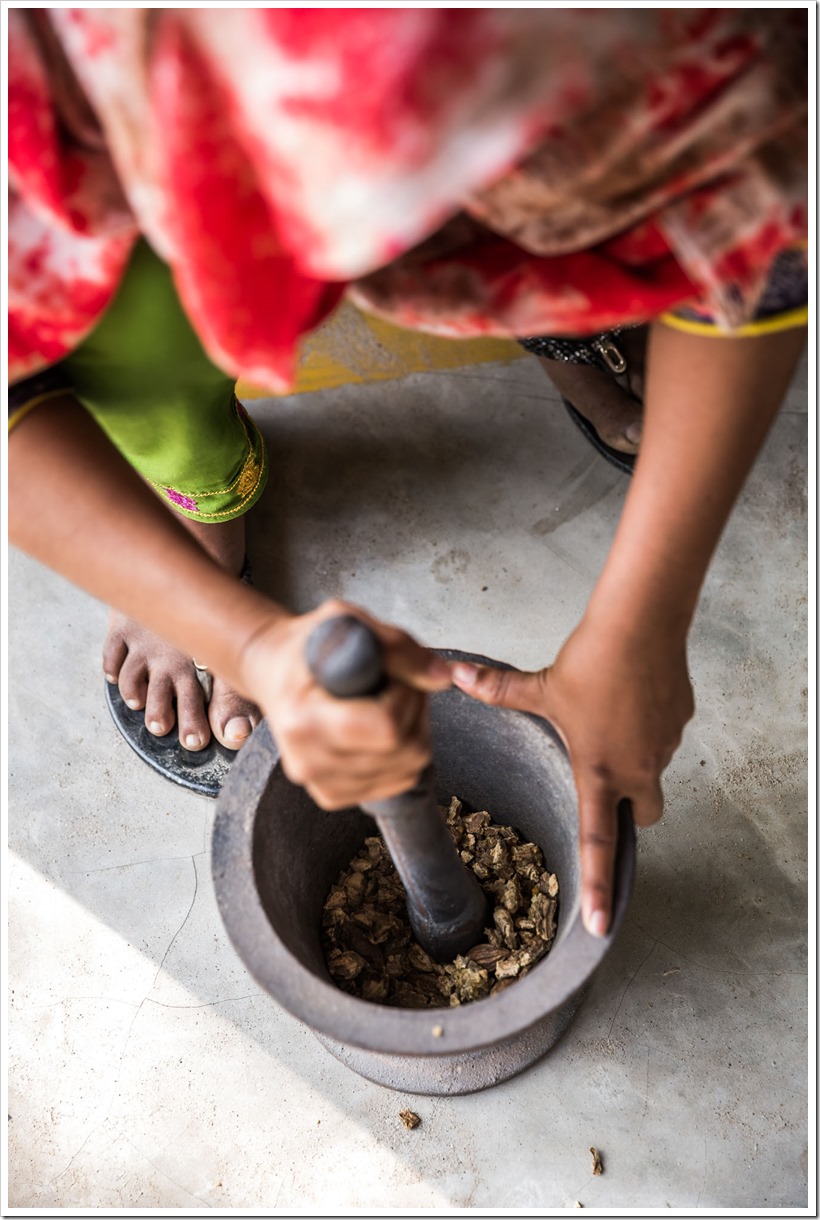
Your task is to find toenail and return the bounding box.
[225,716,253,742]
[184,733,202,749]
[125,698,142,710]
[148,720,164,735]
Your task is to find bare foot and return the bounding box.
[103,513,260,751]
[536,326,647,455]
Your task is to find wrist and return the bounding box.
[587,498,707,646]
[584,565,695,649]
[233,601,296,699]
[177,570,293,701]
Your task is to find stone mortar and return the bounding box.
[212,652,635,1095]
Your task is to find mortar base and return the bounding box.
[313,987,585,1096]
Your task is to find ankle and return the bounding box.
[180,514,247,576]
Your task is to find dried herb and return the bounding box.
[590,1147,604,1176]
[399,1109,421,1130]
[322,796,559,1009]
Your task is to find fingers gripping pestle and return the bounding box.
[306,615,490,962]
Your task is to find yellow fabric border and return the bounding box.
[660,306,808,338]
[8,388,71,433]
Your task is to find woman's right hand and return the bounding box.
[238,599,453,809]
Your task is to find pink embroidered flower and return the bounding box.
[164,487,198,513]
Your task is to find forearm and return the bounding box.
[588,321,806,638]
[453,319,805,934]
[8,397,286,694]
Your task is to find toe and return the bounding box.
[624,417,642,447]
[103,632,128,685]
[538,358,643,455]
[222,716,254,750]
[144,672,176,737]
[174,672,211,752]
[117,653,149,711]
[209,683,260,751]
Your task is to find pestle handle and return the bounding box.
[306,615,489,962]
[305,614,386,699]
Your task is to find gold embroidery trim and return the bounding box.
[149,399,268,521]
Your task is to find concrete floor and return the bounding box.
[7,351,809,1210]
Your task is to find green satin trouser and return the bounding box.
[62,239,267,522]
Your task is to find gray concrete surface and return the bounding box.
[7,351,809,1210]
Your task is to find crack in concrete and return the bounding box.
[19,996,141,1013]
[48,1124,98,1188]
[153,855,200,980]
[52,853,203,1185]
[65,854,197,876]
[272,1171,288,1209]
[125,1138,214,1208]
[635,925,808,978]
[607,941,658,1039]
[144,994,258,1011]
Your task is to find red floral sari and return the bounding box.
[8,8,807,391]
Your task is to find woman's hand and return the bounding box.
[451,322,804,935]
[238,599,453,809]
[450,612,694,935]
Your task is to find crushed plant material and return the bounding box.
[322,796,559,1009]
[590,1147,604,1176]
[399,1109,421,1130]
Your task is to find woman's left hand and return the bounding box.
[450,320,806,940]
[450,612,694,936]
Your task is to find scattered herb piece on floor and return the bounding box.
[590,1147,603,1176]
[399,1109,421,1130]
[322,796,559,1008]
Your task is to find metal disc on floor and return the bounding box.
[104,680,235,797]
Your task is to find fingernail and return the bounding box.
[148,719,164,735]
[427,657,452,682]
[105,673,117,684]
[625,421,642,445]
[184,733,202,749]
[125,698,142,710]
[451,662,479,689]
[587,910,608,938]
[224,717,252,743]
